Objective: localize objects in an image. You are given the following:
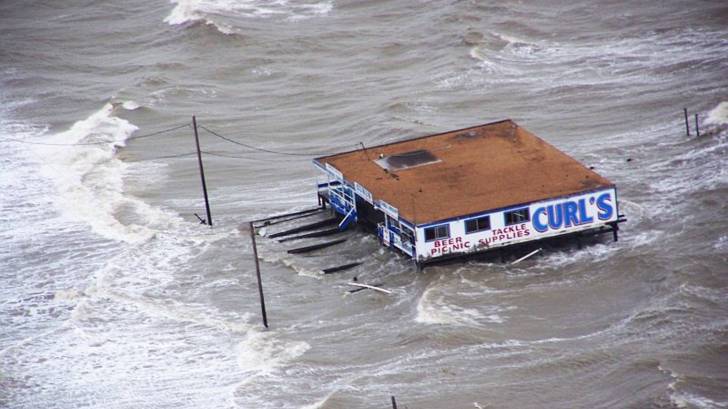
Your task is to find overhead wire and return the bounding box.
[1,123,191,146]
[148,152,199,160]
[198,124,353,158]
[3,118,370,164]
[201,150,310,162]
[126,123,191,141]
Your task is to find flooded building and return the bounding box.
[313,119,623,268]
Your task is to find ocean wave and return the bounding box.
[32,102,183,243]
[235,330,310,377]
[415,286,506,326]
[660,364,728,409]
[164,0,333,33]
[706,101,728,126]
[164,0,236,34]
[444,27,728,94]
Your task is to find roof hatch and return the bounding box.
[374,149,440,171]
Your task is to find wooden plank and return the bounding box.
[277,227,342,243]
[268,218,339,239]
[251,207,323,224]
[322,262,362,274]
[347,282,392,294]
[511,248,542,265]
[347,284,381,294]
[286,238,347,254]
[255,210,323,228]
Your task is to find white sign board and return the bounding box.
[354,182,373,204]
[416,187,619,261]
[325,163,343,181]
[378,200,399,219]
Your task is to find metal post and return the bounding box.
[249,222,268,328]
[391,396,398,409]
[695,113,700,137]
[193,116,212,227]
[684,108,690,136]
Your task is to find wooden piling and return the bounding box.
[695,113,700,137]
[684,108,690,136]
[249,221,268,328]
[193,116,212,227]
[391,396,398,409]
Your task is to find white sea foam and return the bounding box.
[236,330,310,375]
[31,103,184,243]
[678,283,726,305]
[445,28,727,94]
[535,242,617,269]
[121,100,141,110]
[415,287,504,326]
[299,390,337,409]
[165,0,235,34]
[715,235,728,251]
[164,0,333,33]
[660,364,728,409]
[671,393,728,409]
[165,0,200,25]
[706,101,728,126]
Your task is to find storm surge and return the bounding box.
[2,0,727,408]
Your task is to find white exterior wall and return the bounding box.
[415,187,618,261]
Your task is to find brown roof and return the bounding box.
[315,120,613,225]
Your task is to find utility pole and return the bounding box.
[193,115,212,226]
[249,222,268,328]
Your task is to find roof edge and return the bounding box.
[313,119,514,162]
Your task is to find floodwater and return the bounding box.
[1,1,727,408]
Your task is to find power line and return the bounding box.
[1,123,190,146]
[126,123,191,141]
[198,124,349,157]
[201,150,308,162]
[125,152,198,162]
[136,150,295,162]
[1,137,112,146]
[150,152,199,160]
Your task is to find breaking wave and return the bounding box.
[164,0,333,34]
[32,102,182,243]
[415,286,506,326]
[706,101,728,126]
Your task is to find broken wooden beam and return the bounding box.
[347,282,392,294]
[287,238,347,254]
[268,218,339,239]
[348,285,378,294]
[322,262,362,274]
[277,227,342,243]
[511,248,542,265]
